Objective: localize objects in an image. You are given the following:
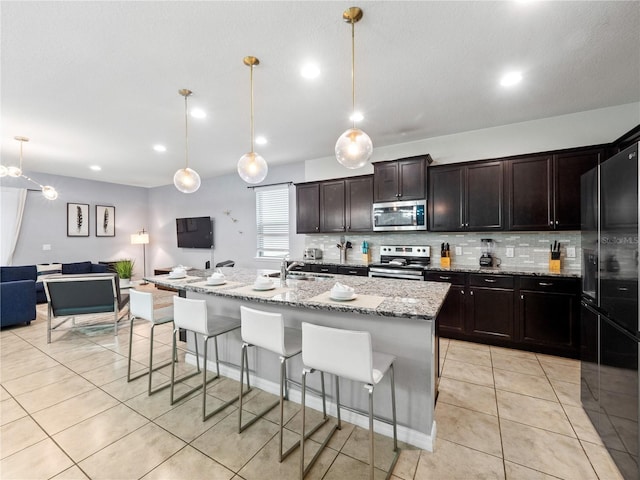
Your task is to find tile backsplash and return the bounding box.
[303,231,582,271]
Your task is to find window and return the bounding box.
[255,184,289,258]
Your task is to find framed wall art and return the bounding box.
[67,203,89,237]
[95,205,115,237]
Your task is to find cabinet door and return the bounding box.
[398,158,426,200]
[296,183,320,233]
[466,161,504,230]
[346,176,373,232]
[554,150,600,230]
[320,180,346,232]
[429,166,464,231]
[373,162,399,202]
[467,288,514,341]
[438,285,466,335]
[519,291,577,352]
[507,156,553,230]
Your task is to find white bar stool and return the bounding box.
[126,289,175,395]
[299,322,399,480]
[170,296,241,421]
[238,306,328,462]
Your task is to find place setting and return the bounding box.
[192,270,242,290]
[309,282,385,309]
[229,275,290,297]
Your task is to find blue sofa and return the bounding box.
[0,262,108,329]
[0,266,37,327]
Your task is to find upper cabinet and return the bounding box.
[429,160,504,231]
[296,176,373,234]
[373,155,429,202]
[507,148,601,230]
[295,182,320,233]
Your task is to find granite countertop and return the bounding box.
[292,259,580,278]
[144,267,450,321]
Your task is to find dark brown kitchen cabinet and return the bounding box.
[507,155,553,230]
[373,155,428,202]
[337,265,369,276]
[429,160,503,231]
[518,276,580,357]
[320,180,346,232]
[310,264,338,274]
[345,176,373,232]
[425,272,466,334]
[295,183,320,233]
[507,149,600,231]
[467,274,515,341]
[296,176,373,234]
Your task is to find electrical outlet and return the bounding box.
[42,244,51,251]
[506,247,514,258]
[455,246,462,256]
[567,247,576,258]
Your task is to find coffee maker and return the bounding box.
[479,238,495,267]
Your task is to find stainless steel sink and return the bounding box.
[285,272,334,281]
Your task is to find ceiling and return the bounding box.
[2,1,639,188]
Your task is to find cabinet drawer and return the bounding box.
[337,266,368,276]
[311,264,339,274]
[519,276,578,294]
[469,274,514,289]
[424,271,465,285]
[287,262,310,272]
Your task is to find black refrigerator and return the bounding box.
[581,142,639,480]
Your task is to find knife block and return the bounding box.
[549,259,561,273]
[440,257,451,268]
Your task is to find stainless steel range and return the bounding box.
[368,245,431,280]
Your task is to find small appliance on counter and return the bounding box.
[479,238,495,267]
[303,248,322,260]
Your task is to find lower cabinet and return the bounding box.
[427,271,580,357]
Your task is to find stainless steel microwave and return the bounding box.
[372,199,427,231]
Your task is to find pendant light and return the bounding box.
[237,56,268,184]
[2,136,58,200]
[335,6,373,169]
[173,89,201,193]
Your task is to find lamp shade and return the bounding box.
[335,127,373,169]
[131,233,149,245]
[237,151,268,184]
[173,167,201,193]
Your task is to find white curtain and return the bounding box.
[0,187,27,265]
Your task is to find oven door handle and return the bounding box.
[368,271,424,281]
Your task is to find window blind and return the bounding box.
[255,185,290,258]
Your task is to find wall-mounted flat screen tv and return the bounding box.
[176,216,213,248]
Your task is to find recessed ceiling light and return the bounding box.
[190,108,206,119]
[349,112,364,122]
[90,165,101,171]
[301,63,320,79]
[500,71,523,87]
[255,136,268,146]
[153,144,167,152]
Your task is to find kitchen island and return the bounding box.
[144,267,450,450]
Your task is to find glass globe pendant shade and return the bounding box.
[335,127,373,169]
[173,167,201,193]
[7,166,22,177]
[0,165,8,177]
[41,186,58,200]
[237,151,268,184]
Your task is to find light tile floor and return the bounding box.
[0,289,632,479]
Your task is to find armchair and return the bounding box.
[0,266,37,328]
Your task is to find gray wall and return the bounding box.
[10,172,148,272]
[147,161,306,273]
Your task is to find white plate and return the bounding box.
[253,284,275,291]
[330,293,357,301]
[168,274,187,279]
[206,280,226,286]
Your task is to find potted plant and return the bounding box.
[114,259,135,287]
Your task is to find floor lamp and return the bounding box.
[131,229,150,285]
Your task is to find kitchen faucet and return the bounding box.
[280,257,304,280]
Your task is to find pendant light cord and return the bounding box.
[18,140,24,171]
[184,94,190,169]
[351,18,356,130]
[250,63,255,153]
